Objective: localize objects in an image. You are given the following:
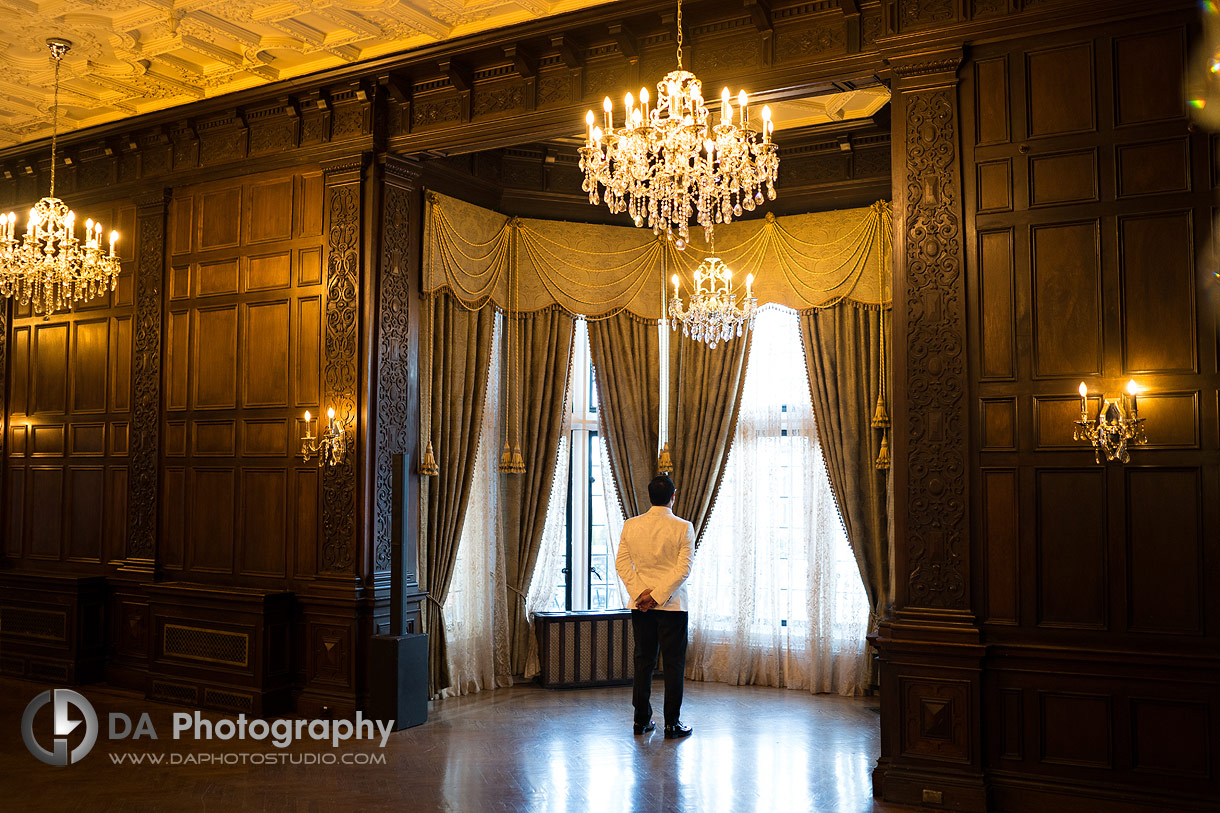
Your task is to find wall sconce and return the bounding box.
[1074,380,1146,463]
[301,408,347,466]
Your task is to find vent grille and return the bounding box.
[151,680,198,705]
[537,612,633,688]
[29,661,69,682]
[204,688,254,713]
[164,624,249,667]
[1,607,67,641]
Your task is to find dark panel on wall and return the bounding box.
[1039,692,1112,767]
[1029,149,1097,207]
[1026,43,1095,137]
[1036,469,1106,628]
[979,229,1015,380]
[1119,211,1196,374]
[1126,468,1202,635]
[974,57,1010,145]
[1113,29,1186,126]
[982,469,1019,624]
[1031,221,1100,378]
[1130,699,1211,778]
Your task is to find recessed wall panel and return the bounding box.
[1032,222,1101,378]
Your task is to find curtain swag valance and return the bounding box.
[423,191,893,320]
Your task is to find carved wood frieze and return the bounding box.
[901,82,968,611]
[128,191,169,564]
[321,168,362,574]
[372,161,419,573]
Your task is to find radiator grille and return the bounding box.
[1,607,67,641]
[536,611,633,688]
[164,624,249,667]
[29,661,70,682]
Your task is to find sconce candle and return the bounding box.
[1074,380,1146,464]
[301,407,345,466]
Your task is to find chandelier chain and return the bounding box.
[50,46,61,197]
[675,0,683,69]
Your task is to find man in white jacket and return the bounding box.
[615,474,695,739]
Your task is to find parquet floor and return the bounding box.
[0,675,920,812]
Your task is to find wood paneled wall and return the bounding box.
[5,201,138,566]
[961,15,1220,807]
[160,169,326,586]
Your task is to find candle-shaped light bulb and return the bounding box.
[1078,382,1088,416]
[738,90,748,126]
[304,410,311,423]
[585,109,594,142]
[632,107,642,126]
[603,96,612,130]
[592,126,603,144]
[671,273,680,299]
[762,105,772,142]
[109,230,118,257]
[1126,379,1139,416]
[721,87,731,123]
[327,407,335,422]
[746,273,754,298]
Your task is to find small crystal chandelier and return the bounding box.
[668,232,758,348]
[0,39,120,317]
[579,0,778,250]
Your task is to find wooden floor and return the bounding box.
[0,675,919,812]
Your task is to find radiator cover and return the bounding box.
[534,610,633,689]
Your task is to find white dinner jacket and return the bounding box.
[615,505,695,611]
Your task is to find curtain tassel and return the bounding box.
[506,444,526,475]
[870,392,889,429]
[657,442,673,475]
[875,433,890,470]
[499,442,513,473]
[420,441,440,477]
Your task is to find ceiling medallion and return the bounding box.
[579,0,778,250]
[0,38,120,316]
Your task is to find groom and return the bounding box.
[615,474,695,739]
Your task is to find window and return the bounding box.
[546,319,619,611]
[686,307,870,694]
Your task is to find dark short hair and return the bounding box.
[648,475,676,506]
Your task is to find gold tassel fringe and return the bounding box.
[875,433,890,470]
[870,392,890,429]
[506,444,526,475]
[420,441,439,477]
[498,441,513,473]
[657,442,673,475]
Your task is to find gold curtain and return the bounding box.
[503,308,577,674]
[425,192,891,315]
[667,329,752,545]
[421,293,497,696]
[587,312,661,518]
[801,305,891,632]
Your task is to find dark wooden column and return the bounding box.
[320,158,364,576]
[373,154,425,637]
[123,189,170,575]
[872,48,987,812]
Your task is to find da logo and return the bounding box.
[21,689,99,766]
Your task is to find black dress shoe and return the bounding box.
[633,720,655,734]
[664,722,692,739]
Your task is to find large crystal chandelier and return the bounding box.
[579,0,778,249]
[0,39,120,317]
[668,232,758,348]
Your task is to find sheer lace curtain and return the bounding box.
[441,316,513,697]
[599,434,630,609]
[685,307,871,696]
[522,432,570,678]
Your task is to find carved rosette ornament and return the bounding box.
[322,176,361,573]
[901,84,967,609]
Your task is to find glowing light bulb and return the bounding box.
[1126,379,1139,395]
[304,410,311,423]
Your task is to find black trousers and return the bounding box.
[630,609,688,727]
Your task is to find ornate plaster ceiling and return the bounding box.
[0,0,618,148]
